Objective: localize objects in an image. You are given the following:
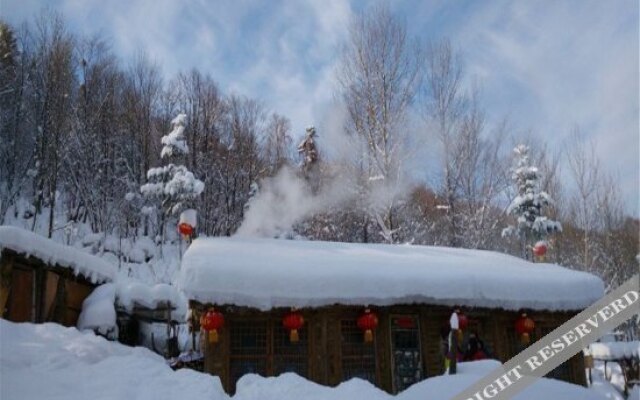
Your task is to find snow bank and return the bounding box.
[589,365,625,400]
[77,283,117,338]
[178,237,604,311]
[0,320,608,400]
[233,361,607,400]
[629,385,640,400]
[76,278,188,335]
[0,226,116,283]
[234,373,389,400]
[0,319,227,400]
[589,341,640,360]
[398,360,606,400]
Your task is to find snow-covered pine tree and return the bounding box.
[297,126,320,192]
[503,144,561,259]
[298,127,318,171]
[140,114,204,245]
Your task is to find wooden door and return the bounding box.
[64,280,92,326]
[7,268,34,322]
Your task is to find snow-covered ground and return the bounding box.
[589,363,626,400]
[584,341,640,398]
[0,320,225,400]
[0,320,615,400]
[234,362,611,400]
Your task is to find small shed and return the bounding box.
[114,280,186,352]
[0,226,115,326]
[178,237,604,394]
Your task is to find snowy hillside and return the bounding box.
[0,320,613,400]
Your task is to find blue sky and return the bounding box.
[4,0,639,216]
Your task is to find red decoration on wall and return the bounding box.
[357,308,379,343]
[201,308,224,343]
[515,312,535,345]
[283,311,305,342]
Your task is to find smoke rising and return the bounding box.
[235,166,352,238]
[235,102,415,239]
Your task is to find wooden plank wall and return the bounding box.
[0,251,96,326]
[194,302,588,394]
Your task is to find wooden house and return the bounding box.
[178,237,604,394]
[0,226,115,326]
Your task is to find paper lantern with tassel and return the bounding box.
[515,313,535,345]
[201,308,224,343]
[456,310,469,342]
[357,308,379,343]
[282,310,305,342]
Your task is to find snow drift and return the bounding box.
[0,320,609,400]
[0,319,226,400]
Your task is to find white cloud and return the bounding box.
[441,0,639,215]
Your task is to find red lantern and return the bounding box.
[179,209,197,240]
[532,241,548,258]
[200,309,224,343]
[179,222,194,237]
[357,308,379,343]
[282,311,305,342]
[515,313,535,345]
[455,310,468,342]
[456,311,469,330]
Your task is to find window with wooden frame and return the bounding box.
[390,315,423,392]
[508,329,529,358]
[340,319,377,384]
[538,326,572,382]
[508,317,535,358]
[228,318,309,392]
[229,320,269,389]
[273,321,308,376]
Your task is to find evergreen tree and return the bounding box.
[140,114,204,243]
[503,144,562,259]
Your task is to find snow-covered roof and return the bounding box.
[178,237,604,312]
[78,280,188,330]
[0,226,116,283]
[116,280,187,317]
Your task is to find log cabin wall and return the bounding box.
[0,250,96,326]
[192,301,587,394]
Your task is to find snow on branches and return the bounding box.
[503,144,561,244]
[140,165,204,215]
[160,113,189,159]
[140,114,204,217]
